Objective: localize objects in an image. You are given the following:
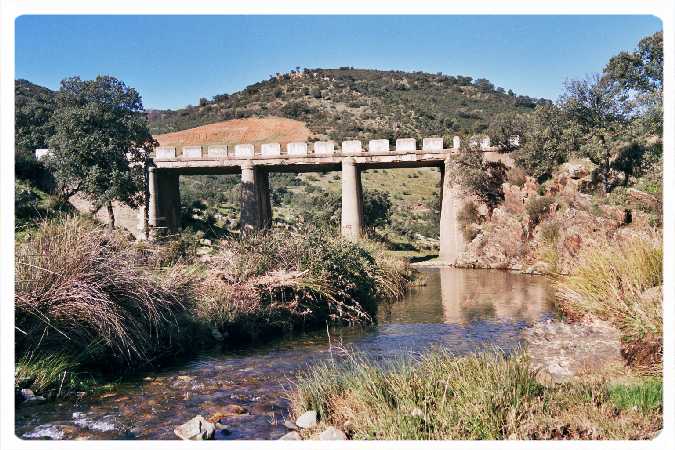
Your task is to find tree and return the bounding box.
[487,112,527,152]
[453,148,508,214]
[560,74,630,192]
[514,103,578,181]
[46,76,157,230]
[15,80,56,151]
[604,31,663,135]
[363,189,392,229]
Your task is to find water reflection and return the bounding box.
[16,269,555,440]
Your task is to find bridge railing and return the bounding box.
[153,137,462,160]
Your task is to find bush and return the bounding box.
[555,237,662,373]
[193,228,411,339]
[15,216,194,371]
[508,166,527,187]
[526,195,555,225]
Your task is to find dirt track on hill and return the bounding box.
[154,117,312,148]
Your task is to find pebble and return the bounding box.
[295,410,317,429]
[319,426,347,440]
[283,419,299,431]
[279,431,302,440]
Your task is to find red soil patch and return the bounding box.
[154,117,312,148]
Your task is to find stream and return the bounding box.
[16,268,555,440]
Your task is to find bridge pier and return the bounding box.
[341,158,364,241]
[147,167,181,236]
[439,158,467,265]
[240,162,272,233]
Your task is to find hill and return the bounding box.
[148,68,548,143]
[155,117,311,148]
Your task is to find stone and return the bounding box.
[183,146,203,158]
[295,410,317,429]
[319,426,347,440]
[155,147,176,159]
[234,144,254,158]
[35,148,52,160]
[313,141,335,155]
[283,419,299,431]
[20,388,45,402]
[341,140,363,154]
[279,431,302,440]
[261,143,281,157]
[174,415,215,440]
[395,138,416,152]
[452,135,461,150]
[287,142,308,156]
[207,145,228,158]
[422,137,443,151]
[410,407,424,418]
[368,139,389,152]
[208,404,248,422]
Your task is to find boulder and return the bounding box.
[295,410,317,429]
[283,419,299,431]
[319,426,347,440]
[174,415,215,440]
[279,431,302,440]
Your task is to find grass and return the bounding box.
[15,216,413,397]
[15,216,201,394]
[192,227,413,340]
[555,236,662,373]
[608,378,662,414]
[289,348,662,440]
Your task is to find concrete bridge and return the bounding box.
[146,136,483,264]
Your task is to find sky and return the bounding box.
[15,15,662,110]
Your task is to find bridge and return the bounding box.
[144,136,502,265]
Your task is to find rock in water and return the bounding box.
[283,419,299,431]
[295,410,317,429]
[319,426,347,440]
[174,415,215,440]
[279,431,302,440]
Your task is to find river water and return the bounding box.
[16,268,555,440]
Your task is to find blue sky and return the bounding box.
[16,15,661,110]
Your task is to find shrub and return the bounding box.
[526,195,555,225]
[15,216,194,370]
[508,166,528,187]
[457,201,481,241]
[193,228,411,339]
[555,237,662,373]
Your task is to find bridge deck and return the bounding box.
[152,148,456,174]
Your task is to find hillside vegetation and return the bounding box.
[148,68,545,142]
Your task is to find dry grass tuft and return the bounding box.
[15,216,192,368]
[555,236,662,373]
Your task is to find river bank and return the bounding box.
[15,216,412,401]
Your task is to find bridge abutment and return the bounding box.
[147,167,181,236]
[240,162,272,233]
[439,158,467,265]
[340,158,364,241]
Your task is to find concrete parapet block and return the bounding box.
[182,146,203,159]
[452,136,461,150]
[480,137,491,150]
[35,148,52,160]
[422,137,443,151]
[234,144,255,158]
[207,145,228,158]
[261,143,281,157]
[287,142,308,156]
[368,139,390,153]
[395,138,416,152]
[341,140,363,154]
[156,147,177,159]
[314,141,335,155]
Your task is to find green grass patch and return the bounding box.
[608,378,662,413]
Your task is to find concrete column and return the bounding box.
[155,171,181,234]
[147,167,158,228]
[341,158,364,241]
[439,158,467,265]
[240,163,273,232]
[240,163,257,233]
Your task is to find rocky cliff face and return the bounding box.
[457,160,657,274]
